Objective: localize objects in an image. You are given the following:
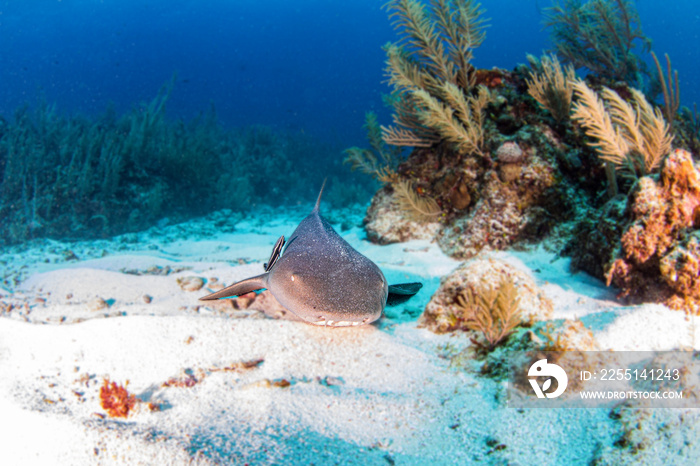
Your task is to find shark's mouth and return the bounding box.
[309,316,373,327]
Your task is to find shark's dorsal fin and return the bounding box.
[312,178,327,213]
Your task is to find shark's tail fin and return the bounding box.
[313,178,327,213]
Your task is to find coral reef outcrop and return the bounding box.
[569,149,700,313]
[357,0,587,260]
[605,149,700,312]
[363,187,442,244]
[420,257,553,333]
[364,117,563,259]
[356,0,700,339]
[436,148,558,259]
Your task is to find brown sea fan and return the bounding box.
[526,54,576,123]
[571,80,673,179]
[456,275,522,349]
[393,179,442,222]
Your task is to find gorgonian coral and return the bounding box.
[544,0,651,85]
[381,0,491,155]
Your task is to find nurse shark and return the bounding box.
[200,183,421,326]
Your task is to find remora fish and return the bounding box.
[199,183,421,326]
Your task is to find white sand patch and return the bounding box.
[0,205,697,464]
[596,305,700,351]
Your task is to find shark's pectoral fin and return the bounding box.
[199,274,268,301]
[388,282,423,295]
[386,282,423,307]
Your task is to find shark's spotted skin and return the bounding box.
[199,182,421,326]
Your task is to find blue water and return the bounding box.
[1,0,697,148]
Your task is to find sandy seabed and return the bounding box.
[1,204,699,465]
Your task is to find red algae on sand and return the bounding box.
[99,379,137,418]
